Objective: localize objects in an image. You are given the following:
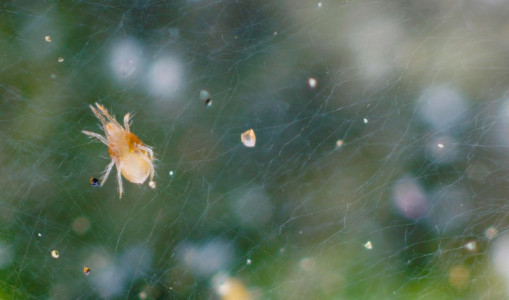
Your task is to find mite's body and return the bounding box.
[82,103,155,198]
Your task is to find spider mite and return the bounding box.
[82,103,155,198]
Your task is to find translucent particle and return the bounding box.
[82,103,156,198]
[448,265,470,289]
[392,177,428,220]
[199,89,210,100]
[90,177,100,188]
[58,57,64,63]
[464,240,477,252]
[72,216,91,235]
[336,139,343,148]
[149,181,156,189]
[37,233,42,237]
[51,250,60,259]
[146,57,183,97]
[308,77,317,88]
[44,35,52,42]
[363,118,368,124]
[83,266,91,276]
[438,143,444,148]
[364,241,373,250]
[241,129,256,147]
[246,259,252,265]
[169,170,174,176]
[273,31,278,36]
[318,2,323,8]
[299,257,316,272]
[485,226,498,240]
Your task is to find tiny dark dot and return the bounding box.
[90,177,100,188]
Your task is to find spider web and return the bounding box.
[0,0,508,299]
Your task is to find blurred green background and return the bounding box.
[1,0,509,299]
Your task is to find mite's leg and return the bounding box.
[82,130,108,145]
[123,113,131,133]
[95,103,120,126]
[89,105,108,128]
[101,160,115,186]
[116,162,124,198]
[135,144,154,161]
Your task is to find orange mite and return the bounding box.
[82,103,155,198]
[83,266,91,276]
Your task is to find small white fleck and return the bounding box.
[51,250,60,259]
[363,118,368,124]
[273,31,278,36]
[246,259,252,265]
[44,35,51,42]
[308,78,317,89]
[336,140,343,148]
[37,233,42,237]
[169,170,174,176]
[318,2,323,8]
[438,143,444,148]
[299,230,303,234]
[464,240,477,252]
[58,57,64,63]
[364,241,373,250]
[149,181,156,189]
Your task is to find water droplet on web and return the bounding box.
[213,274,251,299]
[363,118,368,124]
[169,170,174,176]
[364,241,373,250]
[149,181,156,189]
[336,139,343,148]
[51,250,60,259]
[485,226,497,239]
[308,77,317,89]
[241,129,256,147]
[464,240,477,252]
[44,35,52,42]
[246,258,252,265]
[37,233,42,237]
[58,57,64,63]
